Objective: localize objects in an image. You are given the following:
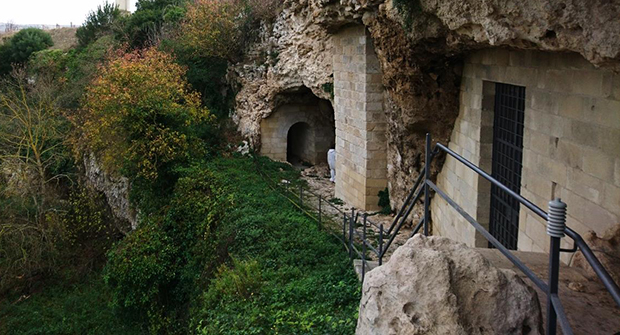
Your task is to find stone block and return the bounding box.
[566,168,603,204]
[582,98,620,129]
[582,147,615,181]
[551,138,583,169]
[602,184,620,217]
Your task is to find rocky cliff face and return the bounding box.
[83,153,137,229]
[232,0,620,208]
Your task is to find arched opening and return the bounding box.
[260,86,335,166]
[287,122,313,165]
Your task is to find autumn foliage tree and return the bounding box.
[79,48,212,181]
[181,0,281,61]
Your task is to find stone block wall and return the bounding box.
[260,103,334,164]
[333,25,387,211]
[432,48,620,257]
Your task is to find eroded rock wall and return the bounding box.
[232,0,620,209]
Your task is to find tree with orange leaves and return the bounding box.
[79,48,212,181]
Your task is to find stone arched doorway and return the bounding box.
[260,87,335,166]
[287,122,313,165]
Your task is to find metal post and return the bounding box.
[379,224,384,266]
[362,214,367,283]
[299,184,303,207]
[546,198,567,335]
[343,213,347,249]
[349,209,355,259]
[424,133,431,236]
[318,195,322,230]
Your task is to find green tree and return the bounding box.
[121,0,187,47]
[0,28,53,76]
[76,3,122,48]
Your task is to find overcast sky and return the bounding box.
[0,0,137,26]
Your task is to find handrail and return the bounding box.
[565,227,620,306]
[427,179,548,291]
[427,134,620,334]
[379,185,425,259]
[435,143,548,220]
[387,167,425,235]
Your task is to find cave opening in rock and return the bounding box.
[287,122,312,165]
[260,86,335,167]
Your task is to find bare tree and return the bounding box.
[0,69,67,220]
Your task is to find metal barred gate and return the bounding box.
[490,83,526,250]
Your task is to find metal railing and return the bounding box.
[254,139,620,334]
[253,157,389,284]
[422,133,620,335]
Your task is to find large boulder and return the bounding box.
[356,235,543,335]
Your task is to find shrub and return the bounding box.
[181,0,281,61]
[76,3,123,48]
[378,187,391,214]
[104,166,227,333]
[203,259,262,305]
[122,0,187,47]
[0,28,53,76]
[79,48,212,181]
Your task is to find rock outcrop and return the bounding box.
[232,0,620,209]
[356,234,543,335]
[83,153,137,229]
[572,224,620,285]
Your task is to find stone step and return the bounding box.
[474,248,620,335]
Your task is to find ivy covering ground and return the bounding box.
[0,156,361,334]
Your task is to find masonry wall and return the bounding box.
[333,25,388,211]
[260,103,334,164]
[432,48,620,256]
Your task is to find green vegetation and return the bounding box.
[393,0,423,29]
[191,157,360,334]
[0,276,141,335]
[0,28,53,75]
[0,1,361,333]
[76,3,122,48]
[378,187,392,215]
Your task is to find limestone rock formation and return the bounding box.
[232,0,620,210]
[572,224,620,285]
[83,153,137,229]
[356,235,543,335]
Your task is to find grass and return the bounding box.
[0,155,361,334]
[192,156,361,334]
[0,276,141,335]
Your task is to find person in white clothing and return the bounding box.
[327,149,336,183]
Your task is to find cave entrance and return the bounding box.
[287,122,313,165]
[260,87,335,167]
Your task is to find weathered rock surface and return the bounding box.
[232,0,620,209]
[356,234,543,334]
[572,224,620,285]
[83,153,137,229]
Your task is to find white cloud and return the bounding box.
[0,0,137,26]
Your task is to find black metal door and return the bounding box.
[489,83,525,250]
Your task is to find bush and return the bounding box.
[0,28,53,76]
[104,166,227,333]
[76,3,123,48]
[79,48,212,181]
[181,0,281,61]
[122,0,187,47]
